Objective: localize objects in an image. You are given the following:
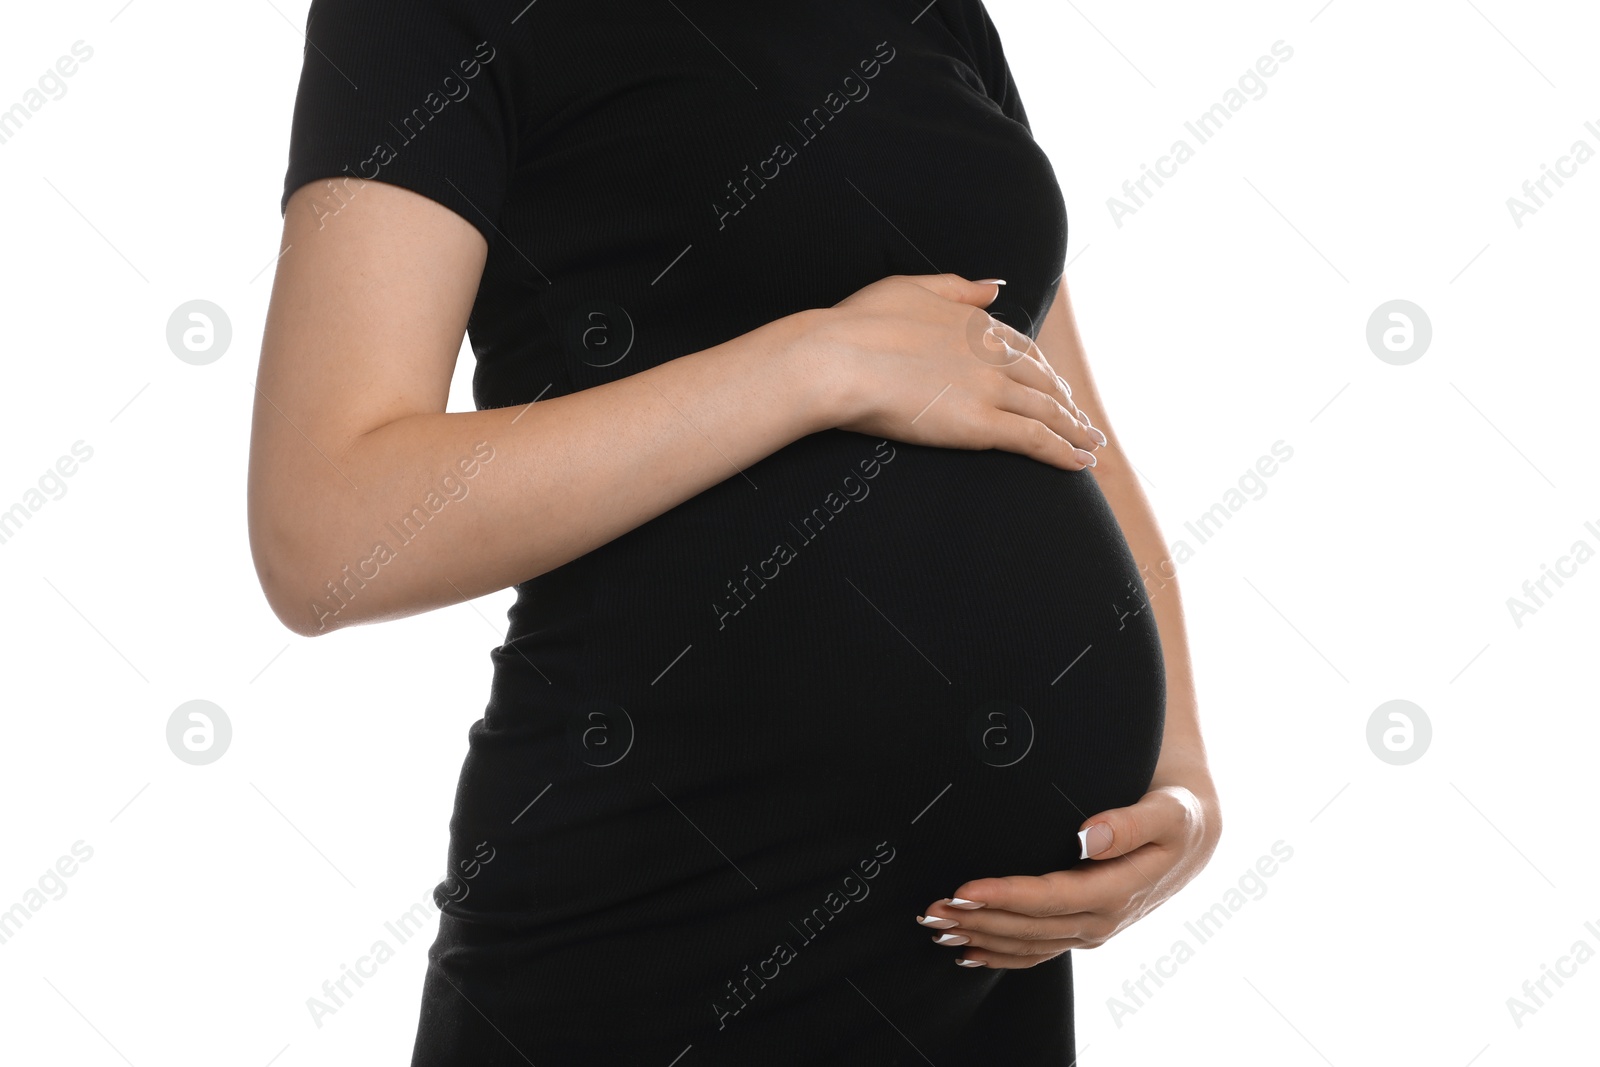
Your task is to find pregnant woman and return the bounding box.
[251,0,1222,1062]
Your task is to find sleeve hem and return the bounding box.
[280,162,503,248]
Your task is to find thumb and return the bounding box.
[904,272,1006,309]
[1077,801,1154,861]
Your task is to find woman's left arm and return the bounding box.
[916,277,1224,968]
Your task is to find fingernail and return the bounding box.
[945,897,986,910]
[1090,426,1107,447]
[1073,449,1096,468]
[977,278,1007,285]
[1054,373,1073,400]
[955,958,987,968]
[917,914,961,929]
[933,933,971,946]
[1080,823,1114,858]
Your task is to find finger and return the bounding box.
[1080,791,1189,860]
[902,272,1005,309]
[984,408,1096,470]
[978,322,1085,428]
[1001,330,1109,451]
[991,379,1102,458]
[936,871,1089,919]
[931,861,1139,923]
[933,925,1097,958]
[1075,406,1108,450]
[974,323,1069,407]
[975,319,1038,371]
[1052,379,1107,449]
[917,904,1095,943]
[950,944,1081,970]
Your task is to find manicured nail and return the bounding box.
[933,933,970,946]
[917,914,960,929]
[1089,426,1107,447]
[1054,373,1073,400]
[1073,449,1096,468]
[945,897,986,910]
[977,278,1007,285]
[955,958,986,968]
[1080,823,1114,858]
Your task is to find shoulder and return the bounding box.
[923,0,1031,126]
[293,0,533,82]
[281,0,535,243]
[922,0,1006,50]
[300,0,528,33]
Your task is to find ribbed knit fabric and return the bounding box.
[281,2,1165,1063]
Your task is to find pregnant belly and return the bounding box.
[586,427,1170,828]
[436,428,1165,1055]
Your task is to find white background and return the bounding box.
[1,1,1596,1064]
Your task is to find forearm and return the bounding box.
[248,309,836,637]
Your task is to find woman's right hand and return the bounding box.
[808,273,1105,470]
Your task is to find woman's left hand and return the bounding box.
[916,782,1223,969]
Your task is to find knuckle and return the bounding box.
[1025,417,1053,450]
[976,412,1006,453]
[993,373,1025,406]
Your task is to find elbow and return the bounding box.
[262,572,335,639]
[249,516,343,639]
[249,451,360,637]
[254,552,340,639]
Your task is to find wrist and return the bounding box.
[777,307,858,434]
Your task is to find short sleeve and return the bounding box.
[279,0,521,246]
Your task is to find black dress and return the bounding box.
[280,1,1165,1062]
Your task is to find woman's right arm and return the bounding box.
[250,179,1099,637]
